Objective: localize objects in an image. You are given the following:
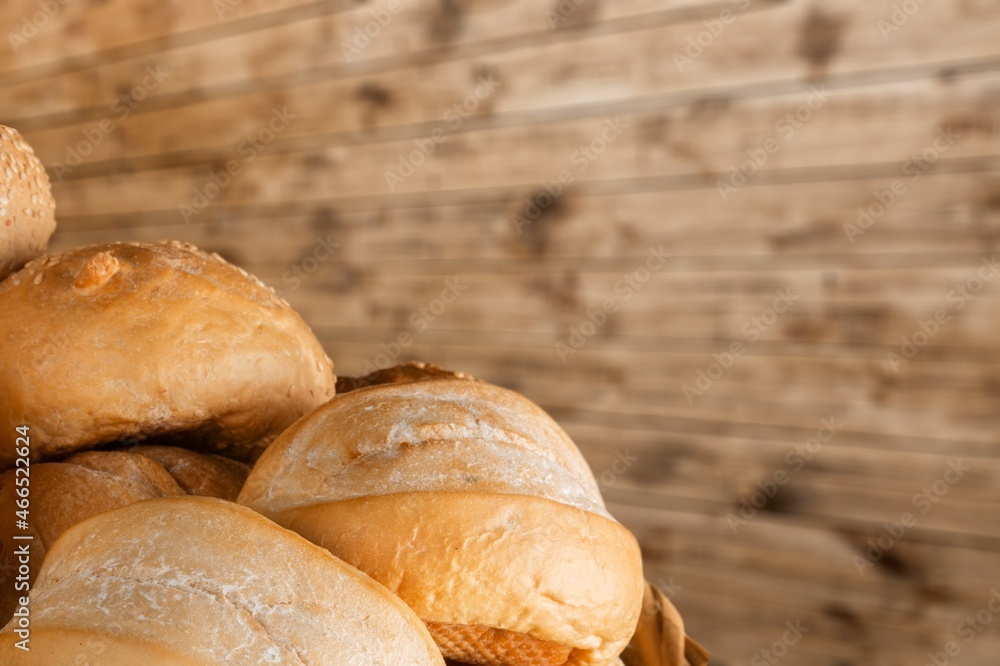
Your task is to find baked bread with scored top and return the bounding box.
[239,364,644,666]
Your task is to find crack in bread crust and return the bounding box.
[40,568,308,666]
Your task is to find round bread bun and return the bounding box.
[0,447,250,624]
[0,240,336,468]
[239,371,644,666]
[0,497,446,665]
[0,125,56,281]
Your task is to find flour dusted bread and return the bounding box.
[0,125,56,281]
[0,240,336,468]
[239,369,645,666]
[0,497,445,665]
[0,447,250,624]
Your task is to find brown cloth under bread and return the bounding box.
[621,583,709,666]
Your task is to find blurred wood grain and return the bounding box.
[3,0,1000,663]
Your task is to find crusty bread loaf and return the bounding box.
[0,447,250,625]
[0,240,336,468]
[0,125,56,281]
[239,373,645,666]
[0,497,446,665]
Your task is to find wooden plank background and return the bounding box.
[4,0,1000,663]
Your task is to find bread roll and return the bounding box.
[239,370,644,666]
[0,240,336,468]
[0,497,445,665]
[0,125,56,281]
[0,447,250,624]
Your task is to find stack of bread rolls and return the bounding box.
[0,127,706,665]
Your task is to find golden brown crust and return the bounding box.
[427,622,573,666]
[255,492,643,666]
[0,628,211,666]
[0,125,56,281]
[60,450,188,497]
[0,240,336,467]
[336,360,475,394]
[127,445,250,501]
[0,497,445,665]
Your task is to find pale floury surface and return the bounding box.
[0,497,445,665]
